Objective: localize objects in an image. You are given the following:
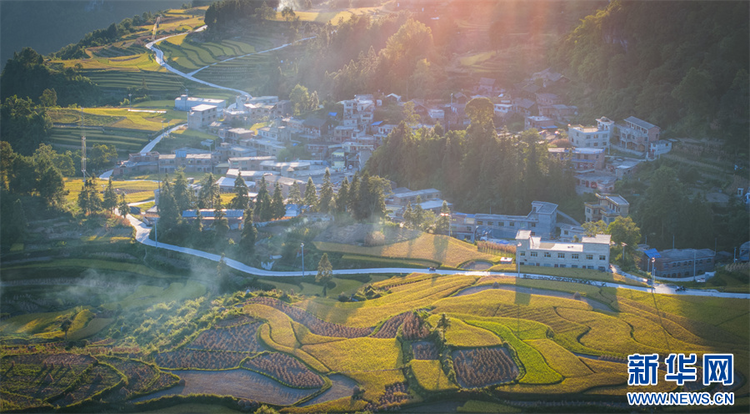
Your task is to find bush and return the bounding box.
[364,231,385,246]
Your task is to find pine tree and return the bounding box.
[229,174,250,210]
[77,178,101,215]
[117,194,129,218]
[413,195,425,230]
[303,176,318,211]
[287,182,302,205]
[436,200,451,234]
[173,169,194,212]
[318,168,334,214]
[335,176,349,214]
[254,176,270,222]
[193,208,203,233]
[240,208,257,251]
[355,172,371,221]
[403,202,414,228]
[316,253,333,296]
[197,173,218,209]
[270,182,286,219]
[102,177,118,211]
[348,173,359,217]
[157,180,180,229]
[213,197,229,239]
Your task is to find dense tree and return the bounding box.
[117,194,129,218]
[582,220,608,237]
[607,216,641,267]
[316,253,333,296]
[303,177,318,211]
[240,208,257,251]
[255,177,273,222]
[228,174,250,210]
[318,169,334,214]
[289,84,310,116]
[270,182,286,219]
[212,200,229,240]
[173,170,194,212]
[39,88,57,108]
[102,177,118,211]
[197,173,219,209]
[403,202,414,228]
[436,201,451,234]
[157,179,181,230]
[347,173,360,214]
[88,144,118,172]
[335,177,349,214]
[77,178,101,215]
[287,182,302,206]
[0,95,52,156]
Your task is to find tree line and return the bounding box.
[366,98,576,215]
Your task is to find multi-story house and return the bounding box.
[451,201,559,241]
[516,230,611,271]
[188,104,219,129]
[584,193,630,224]
[568,117,614,149]
[641,248,715,278]
[612,116,661,155]
[548,147,606,173]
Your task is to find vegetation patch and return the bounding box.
[186,319,264,353]
[410,359,457,391]
[302,337,402,372]
[452,347,519,388]
[241,352,324,389]
[155,349,249,370]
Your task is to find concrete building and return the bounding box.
[584,193,630,224]
[548,147,605,173]
[388,188,443,207]
[640,248,715,278]
[451,201,559,241]
[516,230,611,271]
[188,104,219,129]
[227,156,276,171]
[568,117,614,149]
[612,116,661,155]
[182,209,245,230]
[174,95,226,111]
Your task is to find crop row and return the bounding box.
[155,349,249,370]
[371,312,409,338]
[412,341,439,360]
[241,352,324,389]
[402,313,430,340]
[48,364,121,407]
[247,297,372,338]
[452,347,519,388]
[1,354,96,399]
[96,357,160,402]
[186,321,264,353]
[364,382,410,412]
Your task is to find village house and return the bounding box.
[516,230,611,272]
[512,98,537,116]
[612,116,661,156]
[640,248,716,278]
[567,117,614,149]
[451,201,559,241]
[188,104,219,129]
[584,193,630,224]
[174,95,226,111]
[227,156,276,171]
[525,116,557,132]
[548,147,606,173]
[112,151,160,176]
[182,209,245,230]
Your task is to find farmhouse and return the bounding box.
[584,193,630,224]
[188,104,219,129]
[182,209,245,230]
[516,230,611,271]
[174,95,226,111]
[640,248,716,278]
[568,117,614,149]
[451,201,559,241]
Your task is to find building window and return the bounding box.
[477,221,483,225]
[706,258,712,263]
[487,221,493,226]
[572,254,579,259]
[499,222,504,227]
[530,252,538,257]
[558,253,565,259]
[531,223,536,228]
[586,254,593,260]
[560,264,566,268]
[544,252,551,258]
[599,255,606,261]
[572,265,578,268]
[520,252,525,256]
[664,263,670,269]
[510,222,515,227]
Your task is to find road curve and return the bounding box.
[126,215,750,299]
[146,27,252,98]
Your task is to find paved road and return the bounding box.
[126,215,750,299]
[98,123,185,180]
[146,27,252,98]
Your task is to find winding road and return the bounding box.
[126,215,750,300]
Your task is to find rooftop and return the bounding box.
[624,116,657,130]
[191,104,217,112]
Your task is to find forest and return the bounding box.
[550,0,749,148]
[366,98,576,215]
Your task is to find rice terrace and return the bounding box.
[1,0,749,413]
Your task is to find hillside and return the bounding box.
[0,0,186,68]
[551,1,749,149]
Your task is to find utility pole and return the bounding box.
[301,242,305,276]
[80,108,87,178]
[693,249,696,282]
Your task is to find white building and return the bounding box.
[516,230,611,272]
[568,117,614,149]
[174,95,226,111]
[188,104,218,129]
